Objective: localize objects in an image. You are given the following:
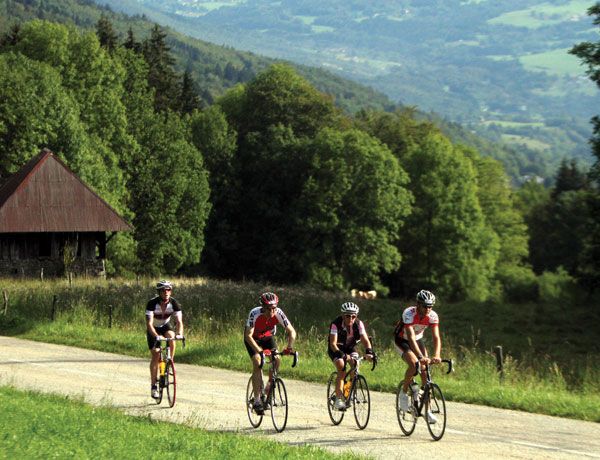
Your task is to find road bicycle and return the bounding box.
[153,336,185,408]
[326,354,377,430]
[396,358,452,441]
[246,348,299,433]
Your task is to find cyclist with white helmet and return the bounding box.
[328,301,376,410]
[394,289,441,418]
[244,292,296,415]
[146,280,184,399]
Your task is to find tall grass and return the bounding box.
[0,277,598,421]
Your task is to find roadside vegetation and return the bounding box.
[0,386,360,459]
[1,278,598,422]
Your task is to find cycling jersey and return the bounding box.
[246,306,290,339]
[145,296,182,328]
[395,306,438,343]
[329,316,366,352]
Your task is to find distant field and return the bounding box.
[488,0,591,29]
[520,48,587,76]
[501,133,552,150]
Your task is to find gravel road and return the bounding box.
[1,336,599,459]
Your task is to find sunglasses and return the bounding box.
[344,314,357,319]
[160,288,172,292]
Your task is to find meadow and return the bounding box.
[0,277,598,422]
[0,386,361,459]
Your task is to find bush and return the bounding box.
[538,267,576,303]
[497,265,539,302]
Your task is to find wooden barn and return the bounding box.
[0,149,132,278]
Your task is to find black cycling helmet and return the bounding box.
[156,280,173,291]
[260,292,279,308]
[416,289,435,307]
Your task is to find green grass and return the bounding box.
[520,48,586,76]
[1,277,599,422]
[488,0,592,29]
[0,386,361,460]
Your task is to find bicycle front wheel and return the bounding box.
[424,383,447,441]
[270,377,288,433]
[396,380,417,436]
[246,377,263,428]
[165,360,176,408]
[352,375,370,430]
[326,371,344,425]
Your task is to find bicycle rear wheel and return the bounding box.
[424,383,447,441]
[270,377,288,433]
[326,371,344,425]
[396,380,417,436]
[246,377,263,428]
[165,360,176,408]
[352,375,370,430]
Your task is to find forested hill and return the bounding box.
[90,0,600,176]
[1,0,599,304]
[1,0,552,181]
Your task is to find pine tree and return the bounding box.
[143,24,179,113]
[95,14,118,53]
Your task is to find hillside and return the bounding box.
[0,0,576,179]
[91,0,600,172]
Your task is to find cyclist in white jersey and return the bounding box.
[145,280,184,399]
[394,290,441,420]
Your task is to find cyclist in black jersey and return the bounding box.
[328,302,376,410]
[145,280,184,399]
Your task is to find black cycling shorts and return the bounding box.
[244,336,277,357]
[327,346,357,362]
[146,323,173,350]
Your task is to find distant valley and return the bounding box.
[93,0,600,174]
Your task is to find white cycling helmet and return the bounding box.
[340,302,359,315]
[156,280,173,291]
[416,289,435,307]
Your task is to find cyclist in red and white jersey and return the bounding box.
[145,280,184,399]
[244,292,296,415]
[394,289,441,419]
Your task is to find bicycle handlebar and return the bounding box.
[153,336,186,348]
[259,349,299,369]
[415,358,452,375]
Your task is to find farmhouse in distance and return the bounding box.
[0,149,131,278]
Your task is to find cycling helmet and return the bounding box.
[416,289,435,307]
[340,302,359,315]
[156,280,173,291]
[260,292,279,308]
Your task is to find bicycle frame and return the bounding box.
[411,359,452,416]
[396,358,452,440]
[153,336,185,407]
[247,348,298,433]
[342,355,376,404]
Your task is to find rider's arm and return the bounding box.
[285,323,296,349]
[360,331,373,352]
[244,326,262,354]
[146,312,159,338]
[430,325,441,363]
[174,311,183,337]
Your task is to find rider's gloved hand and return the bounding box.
[175,334,183,340]
[283,347,294,355]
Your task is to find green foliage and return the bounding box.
[538,267,577,304]
[129,112,210,274]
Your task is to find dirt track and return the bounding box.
[1,336,599,459]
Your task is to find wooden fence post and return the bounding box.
[493,345,504,383]
[51,295,58,321]
[108,304,113,329]
[2,290,8,316]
